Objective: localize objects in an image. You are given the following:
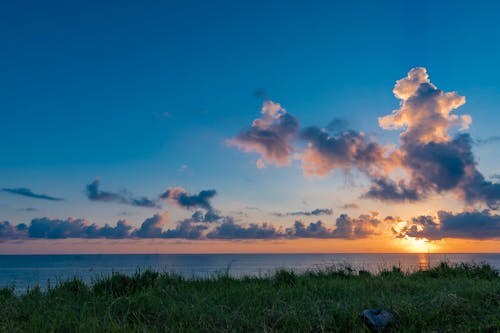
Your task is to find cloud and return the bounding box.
[228,100,299,167]
[160,187,216,211]
[0,221,27,239]
[164,220,208,239]
[364,177,419,202]
[28,217,133,239]
[207,219,283,239]
[367,68,499,207]
[1,188,63,201]
[273,208,333,217]
[0,208,495,241]
[395,210,500,240]
[191,210,223,223]
[133,212,169,238]
[341,203,359,210]
[331,213,381,239]
[367,130,500,207]
[379,67,469,144]
[288,220,333,238]
[300,127,394,177]
[229,68,499,208]
[86,179,158,208]
[89,220,133,239]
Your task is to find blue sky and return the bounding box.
[1,1,499,252]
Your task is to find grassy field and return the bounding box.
[0,262,499,332]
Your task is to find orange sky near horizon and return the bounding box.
[0,237,498,254]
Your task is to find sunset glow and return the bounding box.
[0,1,499,254]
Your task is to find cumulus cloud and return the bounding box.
[164,220,208,239]
[2,188,63,201]
[86,179,157,208]
[228,100,299,167]
[273,208,333,217]
[300,127,394,177]
[28,217,133,239]
[160,187,217,211]
[379,67,469,144]
[0,208,496,241]
[364,177,419,202]
[190,210,223,223]
[0,221,27,239]
[288,220,333,238]
[133,212,169,238]
[395,210,500,240]
[207,219,283,239]
[331,213,381,239]
[368,68,500,207]
[346,67,499,207]
[229,68,500,209]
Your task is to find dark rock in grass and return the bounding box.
[361,308,395,331]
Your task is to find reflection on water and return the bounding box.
[418,253,430,270]
[0,253,498,293]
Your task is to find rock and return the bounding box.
[361,308,395,331]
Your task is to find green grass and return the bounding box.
[0,262,499,332]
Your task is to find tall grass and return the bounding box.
[0,262,498,332]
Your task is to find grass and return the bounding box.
[0,262,499,332]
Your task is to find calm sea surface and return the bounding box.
[0,253,498,293]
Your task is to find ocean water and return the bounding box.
[0,253,498,293]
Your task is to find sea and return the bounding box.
[0,253,499,293]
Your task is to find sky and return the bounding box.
[1,0,499,253]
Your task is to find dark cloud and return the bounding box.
[88,220,133,239]
[160,187,216,211]
[331,213,381,239]
[1,188,63,201]
[364,177,419,202]
[28,217,133,239]
[191,210,222,223]
[288,220,333,238]
[86,179,157,208]
[300,127,392,177]
[204,213,383,240]
[365,134,500,208]
[228,101,299,168]
[396,210,500,240]
[132,212,169,238]
[273,208,333,217]
[207,219,283,239]
[164,220,208,239]
[0,221,26,239]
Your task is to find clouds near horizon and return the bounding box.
[395,210,500,240]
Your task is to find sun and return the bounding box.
[401,237,435,253]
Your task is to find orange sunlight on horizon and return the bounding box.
[0,238,498,254]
